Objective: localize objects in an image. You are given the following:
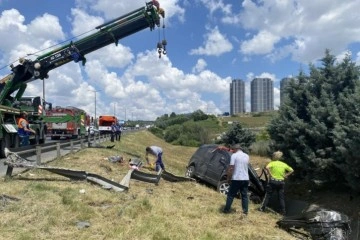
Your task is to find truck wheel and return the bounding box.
[14,135,20,148]
[0,133,11,158]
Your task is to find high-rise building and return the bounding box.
[251,78,274,112]
[230,79,245,115]
[280,77,292,105]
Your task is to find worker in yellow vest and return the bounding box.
[259,151,294,215]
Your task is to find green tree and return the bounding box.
[219,123,256,153]
[192,110,208,121]
[268,50,360,192]
[163,121,210,146]
[164,124,182,143]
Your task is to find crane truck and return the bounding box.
[0,1,165,157]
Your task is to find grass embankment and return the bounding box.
[0,131,295,240]
[220,114,275,128]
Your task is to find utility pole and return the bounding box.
[88,90,100,126]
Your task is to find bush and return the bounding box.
[148,126,164,139]
[250,140,271,157]
[164,125,182,143]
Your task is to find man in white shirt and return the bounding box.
[223,143,250,216]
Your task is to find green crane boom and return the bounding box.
[0,1,165,106]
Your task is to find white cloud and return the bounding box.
[0,9,26,32]
[28,13,65,42]
[189,26,233,56]
[335,50,351,64]
[0,9,65,65]
[70,8,103,37]
[79,0,185,23]
[223,0,360,63]
[192,58,207,73]
[240,30,280,55]
[199,0,232,15]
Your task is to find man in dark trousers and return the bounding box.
[259,151,294,215]
[115,123,121,141]
[223,143,250,217]
[110,122,116,142]
[145,146,165,171]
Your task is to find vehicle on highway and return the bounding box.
[185,144,267,202]
[87,125,99,136]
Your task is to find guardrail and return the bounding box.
[5,133,110,177]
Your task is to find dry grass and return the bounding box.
[0,131,295,240]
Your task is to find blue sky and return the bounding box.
[1,0,360,120]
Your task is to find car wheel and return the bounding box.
[217,180,230,195]
[185,165,195,178]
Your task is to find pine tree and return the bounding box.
[220,123,255,153]
[268,50,360,192]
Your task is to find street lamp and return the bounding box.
[88,90,100,125]
[113,102,116,116]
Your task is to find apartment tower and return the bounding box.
[250,78,274,112]
[230,79,245,115]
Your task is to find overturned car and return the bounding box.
[277,209,351,240]
[185,144,266,202]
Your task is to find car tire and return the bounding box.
[217,180,230,195]
[185,165,195,178]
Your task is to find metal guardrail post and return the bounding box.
[70,141,74,154]
[36,146,41,165]
[5,166,13,177]
[56,142,61,158]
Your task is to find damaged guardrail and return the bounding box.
[4,134,110,177]
[4,149,195,193]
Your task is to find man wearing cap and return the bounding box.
[223,143,250,216]
[17,111,36,146]
[259,151,294,215]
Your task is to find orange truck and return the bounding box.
[98,115,117,134]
